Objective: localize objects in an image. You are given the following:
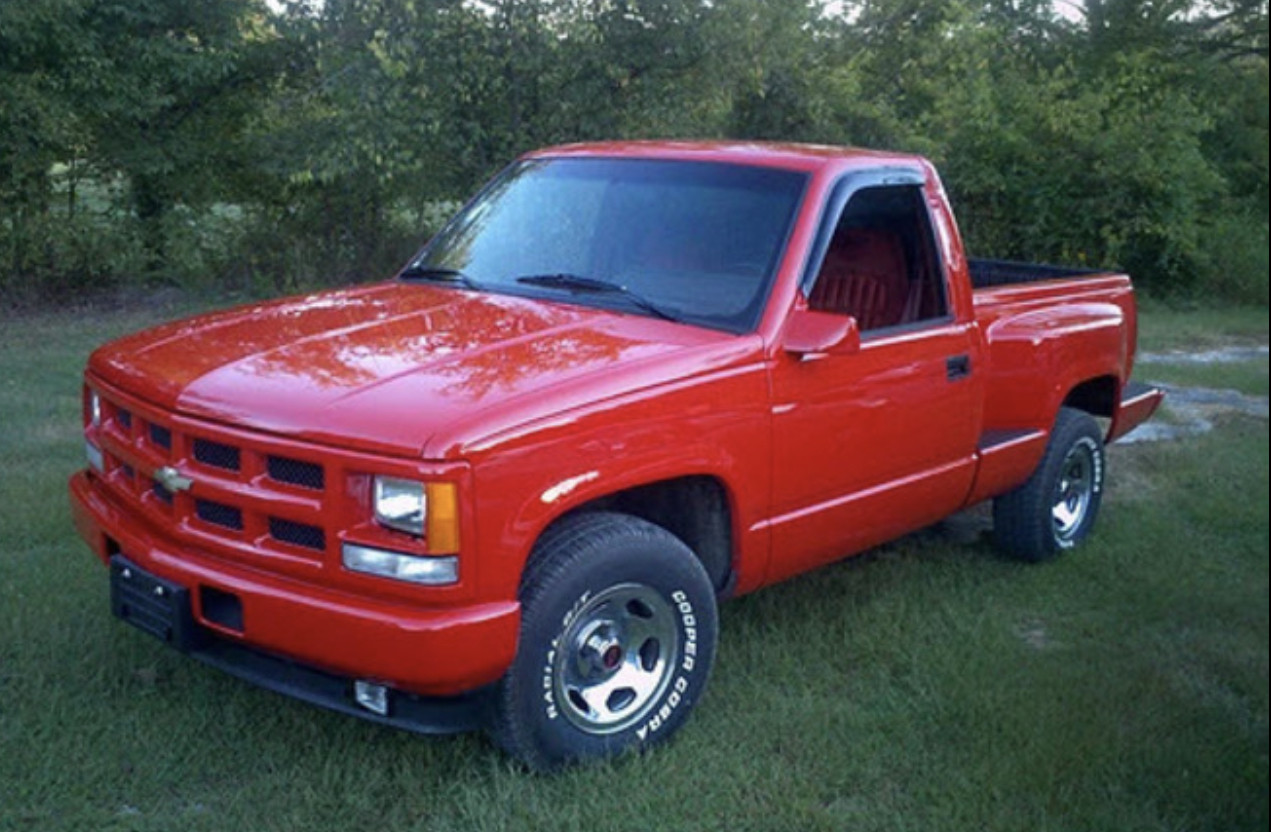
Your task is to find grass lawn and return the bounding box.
[1134,301,1269,396]
[1139,358,1270,398]
[1,301,1267,832]
[1136,300,1269,353]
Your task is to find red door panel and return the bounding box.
[764,321,982,583]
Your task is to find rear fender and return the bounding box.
[984,302,1128,432]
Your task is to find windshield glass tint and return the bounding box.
[416,158,807,332]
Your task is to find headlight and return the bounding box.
[85,440,104,472]
[373,476,425,536]
[89,389,101,427]
[342,543,458,585]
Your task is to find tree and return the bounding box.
[69,0,279,269]
[0,0,93,284]
[3,0,1266,303]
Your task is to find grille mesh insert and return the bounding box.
[193,438,241,471]
[196,500,243,531]
[269,517,325,551]
[267,456,324,491]
[149,424,172,450]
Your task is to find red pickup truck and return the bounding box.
[71,141,1163,768]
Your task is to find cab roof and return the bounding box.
[524,140,927,174]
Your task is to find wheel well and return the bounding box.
[1063,375,1118,418]
[548,476,734,592]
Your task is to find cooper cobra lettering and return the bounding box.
[636,590,697,741]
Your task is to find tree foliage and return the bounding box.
[1,0,1267,306]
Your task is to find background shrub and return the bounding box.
[2,0,1266,309]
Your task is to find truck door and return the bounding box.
[766,175,983,583]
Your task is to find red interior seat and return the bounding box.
[809,228,909,330]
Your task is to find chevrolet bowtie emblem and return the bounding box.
[155,466,193,493]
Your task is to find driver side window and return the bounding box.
[807,185,948,332]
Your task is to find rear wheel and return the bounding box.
[993,407,1105,562]
[490,512,718,770]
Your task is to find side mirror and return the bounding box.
[783,309,861,359]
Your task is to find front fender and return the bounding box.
[466,363,772,600]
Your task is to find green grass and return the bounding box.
[1139,357,1270,398]
[1,303,1267,832]
[1136,300,1269,353]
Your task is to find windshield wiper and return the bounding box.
[514,273,682,323]
[398,263,484,291]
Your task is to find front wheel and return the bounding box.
[993,407,1106,562]
[489,512,718,770]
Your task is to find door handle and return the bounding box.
[946,354,971,381]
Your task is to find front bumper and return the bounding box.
[109,554,490,733]
[70,471,520,706]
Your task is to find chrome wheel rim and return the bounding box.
[1053,442,1095,540]
[553,583,680,735]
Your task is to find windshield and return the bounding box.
[410,158,808,333]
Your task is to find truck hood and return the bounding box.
[89,282,753,458]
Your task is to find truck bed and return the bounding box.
[969,258,1104,289]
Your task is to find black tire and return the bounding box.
[489,512,718,770]
[993,407,1106,562]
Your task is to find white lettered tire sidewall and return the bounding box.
[493,512,718,769]
[1055,433,1104,550]
[993,406,1107,562]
